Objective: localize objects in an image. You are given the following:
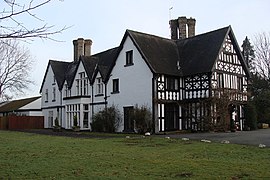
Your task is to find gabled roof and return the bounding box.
[0,96,41,113]
[177,26,230,76]
[40,25,248,93]
[50,60,70,89]
[65,61,79,88]
[93,47,120,82]
[124,30,181,76]
[81,56,98,84]
[123,26,248,77]
[39,60,70,93]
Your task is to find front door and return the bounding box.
[124,106,134,132]
[165,103,179,131]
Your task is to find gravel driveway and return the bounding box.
[162,129,270,147]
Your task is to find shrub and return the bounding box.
[133,105,152,134]
[91,106,121,133]
[54,118,59,127]
[73,115,79,127]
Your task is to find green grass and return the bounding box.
[0,131,270,179]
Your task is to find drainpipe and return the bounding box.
[104,83,108,109]
[60,90,62,127]
[91,85,94,130]
[152,74,157,134]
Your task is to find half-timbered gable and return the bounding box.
[212,33,248,102]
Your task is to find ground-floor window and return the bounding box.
[66,104,80,129]
[48,111,53,128]
[83,104,89,128]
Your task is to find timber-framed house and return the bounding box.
[40,16,249,133]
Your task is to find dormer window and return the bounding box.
[125,50,133,66]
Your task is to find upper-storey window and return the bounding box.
[96,77,103,95]
[52,87,56,101]
[125,50,133,66]
[76,72,88,96]
[112,79,119,93]
[166,77,178,91]
[65,84,68,97]
[53,76,56,85]
[45,89,48,102]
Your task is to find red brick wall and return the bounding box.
[0,116,44,130]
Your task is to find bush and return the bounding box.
[91,106,121,133]
[54,118,59,127]
[133,105,152,134]
[244,101,258,130]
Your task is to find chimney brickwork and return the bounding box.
[169,19,179,40]
[169,16,196,40]
[187,18,196,38]
[73,38,92,61]
[178,17,187,39]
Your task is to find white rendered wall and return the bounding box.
[107,36,153,132]
[41,64,64,128]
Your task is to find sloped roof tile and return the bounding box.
[0,96,41,113]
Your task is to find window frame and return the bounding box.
[125,50,134,66]
[96,77,104,95]
[52,87,56,102]
[112,78,120,94]
[45,89,48,102]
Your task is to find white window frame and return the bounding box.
[96,77,103,95]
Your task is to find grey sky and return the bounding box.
[14,0,270,98]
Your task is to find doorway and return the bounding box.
[123,106,134,132]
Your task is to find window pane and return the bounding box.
[126,50,133,65]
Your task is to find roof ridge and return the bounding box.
[177,26,230,42]
[127,29,172,42]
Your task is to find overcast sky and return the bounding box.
[9,0,270,99]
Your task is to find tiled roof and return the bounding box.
[126,26,238,76]
[127,30,181,76]
[176,26,230,76]
[41,26,248,92]
[50,60,70,89]
[93,47,119,82]
[0,96,41,113]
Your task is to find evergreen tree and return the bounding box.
[242,36,255,73]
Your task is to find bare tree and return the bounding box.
[252,32,270,79]
[0,39,33,100]
[0,0,67,40]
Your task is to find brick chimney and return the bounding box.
[73,38,92,61]
[187,18,196,37]
[169,16,196,40]
[178,17,187,39]
[169,19,178,40]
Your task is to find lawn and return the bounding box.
[0,131,269,179]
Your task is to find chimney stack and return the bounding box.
[169,16,196,40]
[73,38,92,61]
[187,18,196,37]
[169,19,178,40]
[178,17,187,39]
